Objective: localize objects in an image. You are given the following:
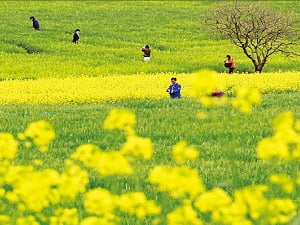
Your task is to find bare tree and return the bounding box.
[207,3,299,73]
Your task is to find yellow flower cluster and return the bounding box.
[71,144,133,176]
[84,188,118,221]
[167,202,203,225]
[257,111,300,161]
[18,120,55,152]
[195,185,296,225]
[269,174,294,193]
[117,192,161,219]
[2,161,88,213]
[0,71,298,104]
[0,133,18,160]
[50,208,79,225]
[16,216,40,225]
[121,135,153,160]
[103,109,136,136]
[191,70,261,113]
[172,140,199,163]
[191,70,227,107]
[84,188,161,223]
[5,165,60,212]
[231,87,261,113]
[0,109,299,225]
[72,109,153,176]
[148,166,205,199]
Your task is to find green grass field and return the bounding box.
[1,1,300,224]
[1,92,299,224]
[0,1,299,79]
[1,92,299,189]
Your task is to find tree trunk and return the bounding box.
[254,64,264,73]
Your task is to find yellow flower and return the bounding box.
[16,216,40,225]
[148,166,205,199]
[257,137,290,160]
[0,215,10,225]
[266,199,296,224]
[234,185,268,220]
[231,87,261,114]
[58,160,89,199]
[269,174,294,194]
[257,112,300,161]
[0,188,5,197]
[72,144,133,176]
[93,150,133,176]
[32,159,43,166]
[4,166,60,212]
[0,133,18,160]
[167,203,203,225]
[172,140,199,163]
[84,188,117,219]
[190,70,226,107]
[121,135,153,160]
[50,208,79,225]
[80,216,118,225]
[211,201,248,225]
[117,192,161,219]
[103,109,136,135]
[191,70,221,97]
[272,111,294,132]
[22,120,55,152]
[295,120,300,131]
[71,144,102,167]
[194,187,232,212]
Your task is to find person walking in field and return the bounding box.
[166,77,181,98]
[224,55,236,73]
[142,45,151,61]
[72,29,80,43]
[30,16,40,30]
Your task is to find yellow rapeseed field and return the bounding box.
[0,72,299,104]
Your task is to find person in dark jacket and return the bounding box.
[141,45,151,61]
[30,16,40,30]
[72,29,80,43]
[166,77,181,98]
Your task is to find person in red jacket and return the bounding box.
[224,55,236,73]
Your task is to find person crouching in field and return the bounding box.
[166,77,181,98]
[142,45,151,61]
[72,29,80,43]
[211,89,223,97]
[224,55,236,73]
[30,16,40,30]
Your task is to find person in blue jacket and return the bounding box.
[30,16,40,30]
[166,77,181,98]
